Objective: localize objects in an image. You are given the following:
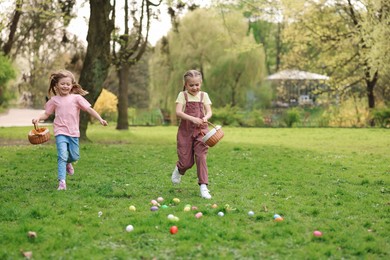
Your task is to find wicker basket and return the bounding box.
[28,123,50,145]
[202,122,224,147]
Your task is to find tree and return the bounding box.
[78,0,114,140]
[113,0,162,130]
[149,7,266,120]
[1,0,23,56]
[0,0,79,108]
[279,0,390,125]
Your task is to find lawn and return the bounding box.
[0,125,389,259]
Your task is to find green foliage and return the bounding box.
[149,7,267,114]
[211,105,264,127]
[0,126,389,259]
[128,108,164,126]
[373,107,390,128]
[0,53,16,106]
[280,0,389,109]
[282,107,301,127]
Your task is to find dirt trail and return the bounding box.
[0,108,46,127]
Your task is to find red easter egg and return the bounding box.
[170,226,178,234]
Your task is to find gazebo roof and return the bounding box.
[267,69,329,80]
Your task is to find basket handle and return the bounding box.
[33,122,38,130]
[207,121,218,128]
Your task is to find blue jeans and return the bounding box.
[55,135,80,181]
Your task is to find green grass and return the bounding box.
[0,125,389,259]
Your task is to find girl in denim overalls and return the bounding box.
[171,70,213,199]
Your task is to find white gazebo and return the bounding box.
[267,69,329,106]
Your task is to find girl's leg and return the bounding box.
[176,135,195,174]
[67,137,80,163]
[194,137,209,185]
[55,135,69,181]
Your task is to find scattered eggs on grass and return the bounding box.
[218,212,224,217]
[129,205,136,211]
[248,211,255,217]
[313,230,323,237]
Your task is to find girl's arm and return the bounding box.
[32,113,50,124]
[202,104,212,123]
[86,107,108,126]
[176,102,203,126]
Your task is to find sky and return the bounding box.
[67,1,173,46]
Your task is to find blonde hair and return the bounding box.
[183,69,202,90]
[48,70,89,96]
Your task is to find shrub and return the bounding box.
[373,107,390,128]
[93,89,118,122]
[240,110,264,127]
[283,108,301,127]
[0,54,16,106]
[211,105,242,126]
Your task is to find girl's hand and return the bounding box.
[100,119,108,126]
[32,118,39,124]
[192,117,204,126]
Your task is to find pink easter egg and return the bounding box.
[313,230,323,237]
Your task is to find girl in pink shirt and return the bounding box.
[33,70,108,190]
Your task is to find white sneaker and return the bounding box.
[200,184,212,199]
[171,166,181,184]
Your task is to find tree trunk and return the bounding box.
[78,0,114,140]
[2,0,23,56]
[116,63,130,130]
[365,70,378,127]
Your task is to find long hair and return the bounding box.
[182,69,202,91]
[48,70,89,97]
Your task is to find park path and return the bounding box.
[0,108,46,127]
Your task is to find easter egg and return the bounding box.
[248,211,255,217]
[150,206,159,211]
[191,206,198,211]
[173,198,180,204]
[211,204,218,208]
[161,205,168,209]
[313,230,323,237]
[195,212,203,219]
[184,206,191,212]
[151,200,159,206]
[274,217,284,222]
[167,214,175,220]
[273,214,281,219]
[129,205,136,211]
[170,226,178,234]
[157,197,164,202]
[125,225,134,232]
[218,212,224,217]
